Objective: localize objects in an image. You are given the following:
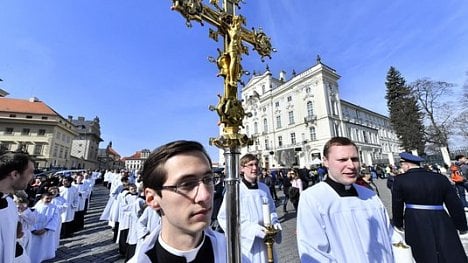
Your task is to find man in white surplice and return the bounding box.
[30,192,61,263]
[297,137,395,263]
[218,153,282,263]
[0,152,34,263]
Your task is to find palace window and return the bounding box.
[288,111,295,125]
[21,128,30,135]
[309,127,316,141]
[276,116,282,129]
[307,101,314,117]
[34,144,43,155]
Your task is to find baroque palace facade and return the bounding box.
[232,57,400,168]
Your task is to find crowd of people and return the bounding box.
[2,137,468,263]
[0,151,100,263]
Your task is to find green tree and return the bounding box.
[385,67,425,153]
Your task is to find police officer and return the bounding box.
[392,152,468,263]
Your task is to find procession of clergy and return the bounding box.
[9,170,99,263]
[3,137,468,263]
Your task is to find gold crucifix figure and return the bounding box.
[171,0,273,148]
[168,1,274,263]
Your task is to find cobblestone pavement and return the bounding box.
[44,185,123,263]
[45,180,468,262]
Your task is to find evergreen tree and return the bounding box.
[385,67,425,153]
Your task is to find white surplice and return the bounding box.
[0,195,18,263]
[297,182,394,263]
[218,182,281,263]
[59,185,79,223]
[29,201,60,263]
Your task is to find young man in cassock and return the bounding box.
[217,154,282,263]
[59,176,79,238]
[297,137,395,262]
[129,140,226,263]
[0,152,35,263]
[392,152,468,262]
[29,192,61,263]
[72,173,90,231]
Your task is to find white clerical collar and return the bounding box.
[158,232,205,262]
[344,185,352,190]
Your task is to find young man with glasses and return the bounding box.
[217,153,282,263]
[129,140,226,263]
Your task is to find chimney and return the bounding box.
[279,70,286,82]
[29,97,40,102]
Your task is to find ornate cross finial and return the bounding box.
[170,0,273,149]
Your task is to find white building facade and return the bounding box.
[124,149,151,172]
[225,58,400,168]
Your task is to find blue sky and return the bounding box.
[1,0,467,161]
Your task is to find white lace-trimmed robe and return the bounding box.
[297,182,395,263]
[136,206,161,248]
[59,185,79,223]
[18,207,41,257]
[124,196,145,246]
[0,195,18,263]
[29,201,60,263]
[218,182,281,263]
[51,196,66,250]
[72,182,90,212]
[99,181,123,223]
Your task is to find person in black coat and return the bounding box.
[392,152,468,263]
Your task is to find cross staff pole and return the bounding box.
[169,1,273,262]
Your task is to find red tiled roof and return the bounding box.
[107,147,121,158]
[0,97,57,115]
[130,151,141,159]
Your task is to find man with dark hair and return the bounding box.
[392,152,467,262]
[0,151,34,263]
[217,153,282,263]
[129,140,226,263]
[297,137,394,262]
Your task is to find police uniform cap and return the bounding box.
[399,152,424,164]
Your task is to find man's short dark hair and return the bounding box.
[142,140,212,192]
[455,155,465,161]
[323,137,358,158]
[0,152,33,180]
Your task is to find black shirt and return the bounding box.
[242,178,258,189]
[145,234,215,263]
[325,176,358,197]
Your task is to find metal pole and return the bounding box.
[224,147,241,263]
[167,2,273,262]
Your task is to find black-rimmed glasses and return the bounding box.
[155,174,216,196]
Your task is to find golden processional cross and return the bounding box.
[170,1,274,262]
